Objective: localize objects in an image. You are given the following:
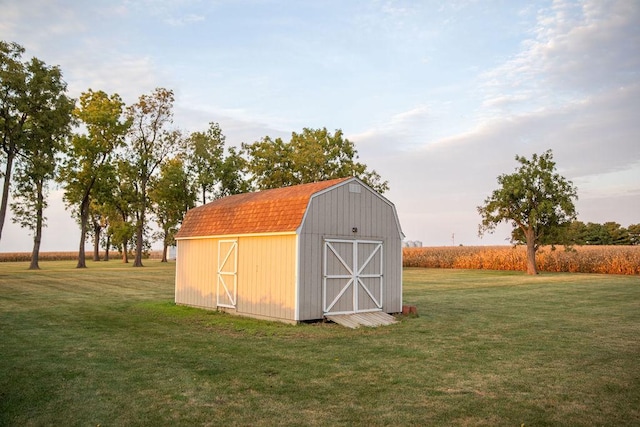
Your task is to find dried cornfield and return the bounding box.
[0,251,164,263]
[403,245,640,275]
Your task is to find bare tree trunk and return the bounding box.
[77,199,89,268]
[0,150,15,243]
[525,228,538,275]
[134,195,145,267]
[104,234,110,261]
[134,220,144,267]
[77,222,87,268]
[92,220,101,261]
[28,181,44,270]
[122,242,129,263]
[161,241,168,263]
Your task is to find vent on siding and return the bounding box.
[349,183,361,194]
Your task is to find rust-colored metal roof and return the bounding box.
[175,178,350,238]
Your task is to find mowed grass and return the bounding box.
[1,262,639,426]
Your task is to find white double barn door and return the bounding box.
[323,239,384,315]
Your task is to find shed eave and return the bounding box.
[175,231,297,241]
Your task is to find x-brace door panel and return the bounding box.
[217,240,237,308]
[323,239,383,315]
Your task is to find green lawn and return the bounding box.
[1,261,638,426]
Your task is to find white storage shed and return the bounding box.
[174,177,404,323]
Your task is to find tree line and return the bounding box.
[562,221,640,246]
[1,41,386,269]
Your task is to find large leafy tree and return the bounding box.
[478,150,578,275]
[242,127,388,193]
[186,123,250,204]
[187,122,224,205]
[9,57,74,269]
[0,41,27,243]
[59,89,130,268]
[125,88,183,267]
[0,41,73,245]
[149,156,195,262]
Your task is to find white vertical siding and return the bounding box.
[237,234,297,322]
[175,239,218,309]
[176,234,297,322]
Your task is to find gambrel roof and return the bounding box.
[175,177,350,238]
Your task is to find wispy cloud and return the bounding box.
[480,0,640,112]
[164,13,205,27]
[123,0,207,26]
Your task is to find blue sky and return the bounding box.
[1,0,639,251]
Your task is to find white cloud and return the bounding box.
[481,0,639,112]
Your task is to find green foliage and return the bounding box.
[564,220,638,245]
[104,160,141,263]
[149,156,195,260]
[58,89,130,267]
[217,146,250,197]
[478,150,578,274]
[125,88,182,266]
[187,122,224,204]
[478,150,578,241]
[1,41,73,245]
[186,123,250,204]
[7,54,74,268]
[0,41,28,154]
[242,127,389,193]
[629,223,640,246]
[242,135,294,189]
[0,41,27,163]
